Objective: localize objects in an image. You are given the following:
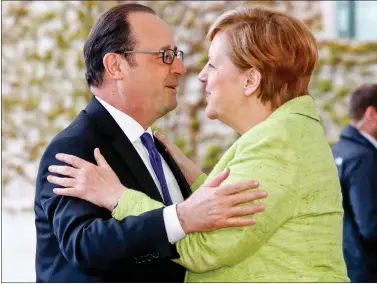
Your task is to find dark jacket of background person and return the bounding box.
[332,124,377,282]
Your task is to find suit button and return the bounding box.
[152,252,160,259]
[134,257,141,264]
[146,254,153,262]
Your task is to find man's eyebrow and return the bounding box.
[159,44,176,50]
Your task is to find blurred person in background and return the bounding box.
[332,84,377,282]
[50,6,349,282]
[35,3,267,282]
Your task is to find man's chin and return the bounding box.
[168,99,178,111]
[158,102,178,118]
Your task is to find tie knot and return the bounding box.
[140,132,155,150]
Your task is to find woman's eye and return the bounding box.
[208,63,216,69]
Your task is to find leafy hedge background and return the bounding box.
[2,1,377,211]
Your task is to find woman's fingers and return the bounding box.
[94,148,111,169]
[154,131,176,153]
[55,153,92,169]
[47,175,75,188]
[48,165,78,178]
[154,131,169,146]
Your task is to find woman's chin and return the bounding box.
[205,106,218,120]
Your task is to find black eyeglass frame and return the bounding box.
[114,47,184,65]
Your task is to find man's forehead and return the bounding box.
[129,12,174,47]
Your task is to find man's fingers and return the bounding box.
[94,148,111,169]
[55,153,91,169]
[225,217,256,227]
[48,165,78,178]
[220,180,260,195]
[53,187,80,197]
[203,168,230,187]
[231,189,268,206]
[47,175,75,188]
[227,203,265,218]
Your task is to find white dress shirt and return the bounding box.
[360,130,377,149]
[96,96,186,244]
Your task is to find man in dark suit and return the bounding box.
[34,3,266,282]
[332,84,377,282]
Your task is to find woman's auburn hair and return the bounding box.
[207,7,318,109]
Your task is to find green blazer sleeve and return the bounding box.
[113,131,298,273]
[172,137,298,272]
[190,173,207,192]
[112,173,208,219]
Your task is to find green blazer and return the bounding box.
[113,95,349,282]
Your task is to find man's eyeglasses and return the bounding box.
[115,47,184,65]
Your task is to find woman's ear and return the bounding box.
[244,68,261,97]
[103,53,126,81]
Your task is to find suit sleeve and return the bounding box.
[38,137,177,274]
[113,141,297,272]
[345,154,377,249]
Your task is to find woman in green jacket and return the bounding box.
[49,7,348,282]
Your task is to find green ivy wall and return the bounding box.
[2,1,376,209]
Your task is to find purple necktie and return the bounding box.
[140,133,173,206]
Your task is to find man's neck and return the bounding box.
[350,121,377,140]
[92,86,155,130]
[359,131,377,149]
[350,121,377,149]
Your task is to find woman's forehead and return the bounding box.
[208,32,228,59]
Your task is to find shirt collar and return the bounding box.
[359,130,377,149]
[95,96,153,143]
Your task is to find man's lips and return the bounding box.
[166,86,177,90]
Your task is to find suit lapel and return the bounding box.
[85,96,163,203]
[155,137,192,199]
[112,134,164,203]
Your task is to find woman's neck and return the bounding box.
[228,98,273,135]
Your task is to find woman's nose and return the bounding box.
[198,67,208,83]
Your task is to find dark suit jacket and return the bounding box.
[332,124,377,282]
[34,96,191,282]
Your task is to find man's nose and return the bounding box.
[171,57,186,76]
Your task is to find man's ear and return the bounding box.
[244,68,261,97]
[365,105,377,121]
[103,53,127,81]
